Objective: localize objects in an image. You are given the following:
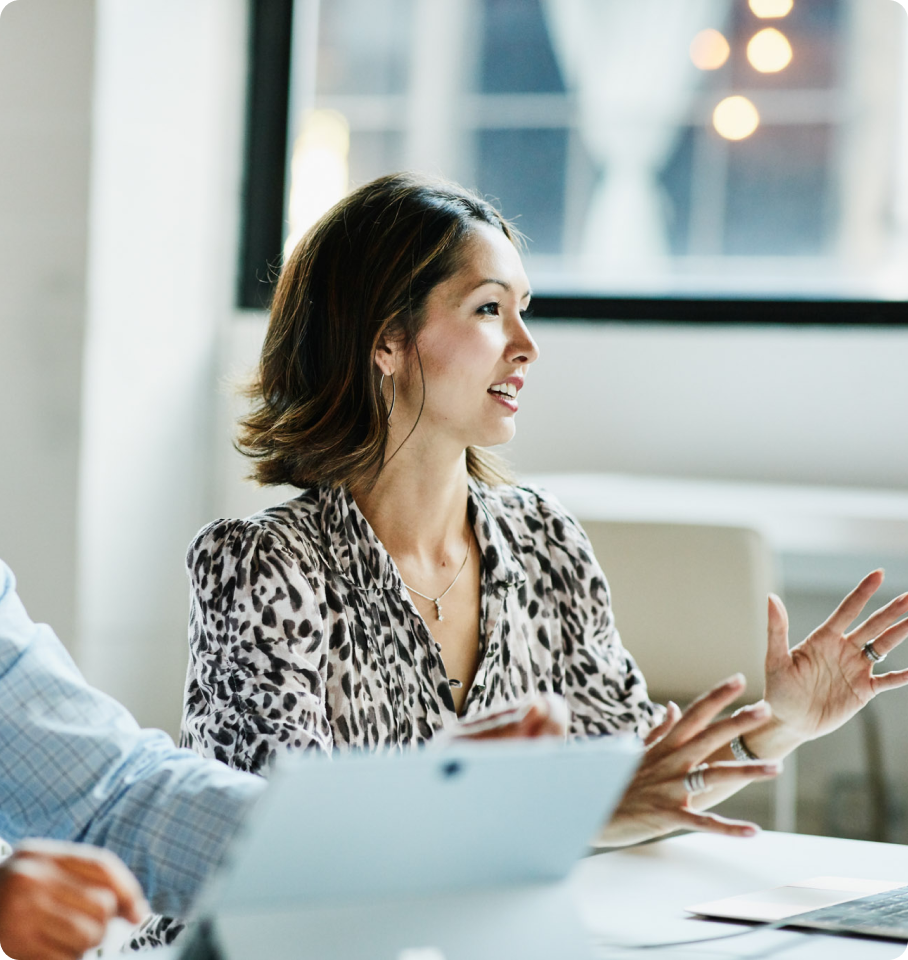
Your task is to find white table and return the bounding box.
[150,832,908,960]
[573,830,908,958]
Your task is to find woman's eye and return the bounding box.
[477,302,500,317]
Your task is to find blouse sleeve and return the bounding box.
[181,518,333,774]
[533,490,666,741]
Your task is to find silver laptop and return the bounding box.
[178,735,641,960]
[689,876,908,941]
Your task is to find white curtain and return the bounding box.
[542,0,731,275]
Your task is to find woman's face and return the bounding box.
[392,222,539,452]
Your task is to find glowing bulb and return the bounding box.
[284,110,350,259]
[713,96,760,141]
[748,0,794,16]
[747,28,793,72]
[690,29,731,70]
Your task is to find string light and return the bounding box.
[690,28,731,70]
[713,96,760,140]
[748,0,794,16]
[747,27,793,72]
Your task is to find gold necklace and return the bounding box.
[401,539,471,621]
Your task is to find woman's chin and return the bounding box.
[474,421,517,449]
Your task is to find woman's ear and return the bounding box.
[373,338,398,378]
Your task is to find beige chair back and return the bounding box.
[579,520,777,705]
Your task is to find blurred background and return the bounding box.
[0,0,906,842]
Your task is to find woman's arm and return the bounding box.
[182,520,334,774]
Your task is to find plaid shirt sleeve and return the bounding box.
[0,560,265,917]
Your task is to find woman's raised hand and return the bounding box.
[598,674,781,848]
[762,570,908,747]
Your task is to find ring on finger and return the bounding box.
[862,640,886,664]
[683,764,709,796]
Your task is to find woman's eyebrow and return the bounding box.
[471,278,533,299]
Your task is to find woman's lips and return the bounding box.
[488,389,518,412]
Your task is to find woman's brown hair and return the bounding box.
[238,172,521,490]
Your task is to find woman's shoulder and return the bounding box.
[187,489,327,581]
[473,480,592,555]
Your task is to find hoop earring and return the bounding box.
[379,373,395,421]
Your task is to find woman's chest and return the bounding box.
[317,574,566,751]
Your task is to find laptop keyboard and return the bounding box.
[797,884,908,936]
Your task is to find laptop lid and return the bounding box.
[193,735,641,960]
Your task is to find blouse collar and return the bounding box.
[317,481,527,593]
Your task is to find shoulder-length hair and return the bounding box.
[238,172,521,490]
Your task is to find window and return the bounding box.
[241,0,908,310]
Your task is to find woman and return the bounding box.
[131,172,908,949]
[174,171,908,830]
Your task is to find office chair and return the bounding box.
[576,519,795,830]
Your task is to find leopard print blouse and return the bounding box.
[130,481,662,949]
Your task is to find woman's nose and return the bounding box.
[509,316,540,365]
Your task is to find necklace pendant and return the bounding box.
[435,600,444,621]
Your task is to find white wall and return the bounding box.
[0,0,94,650]
[504,321,908,488]
[77,0,248,733]
[224,318,908,507]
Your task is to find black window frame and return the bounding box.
[236,0,908,326]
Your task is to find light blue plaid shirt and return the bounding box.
[0,560,264,917]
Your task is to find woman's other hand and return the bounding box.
[451,693,569,741]
[598,674,781,847]
[761,571,908,749]
[0,839,147,960]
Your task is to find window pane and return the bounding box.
[479,0,566,94]
[284,0,908,301]
[316,0,412,96]
[477,128,568,255]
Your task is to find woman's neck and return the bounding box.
[351,445,471,567]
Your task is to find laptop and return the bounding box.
[689,876,908,941]
[173,735,641,960]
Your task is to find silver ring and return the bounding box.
[862,641,886,664]
[683,765,708,796]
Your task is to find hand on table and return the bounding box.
[598,674,781,847]
[762,570,908,747]
[0,840,147,960]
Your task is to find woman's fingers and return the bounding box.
[871,667,908,694]
[846,591,908,648]
[515,694,569,739]
[658,674,747,751]
[682,759,781,799]
[679,702,772,764]
[765,593,790,670]
[821,569,884,636]
[674,807,762,839]
[453,694,568,741]
[644,701,680,747]
[850,613,908,665]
